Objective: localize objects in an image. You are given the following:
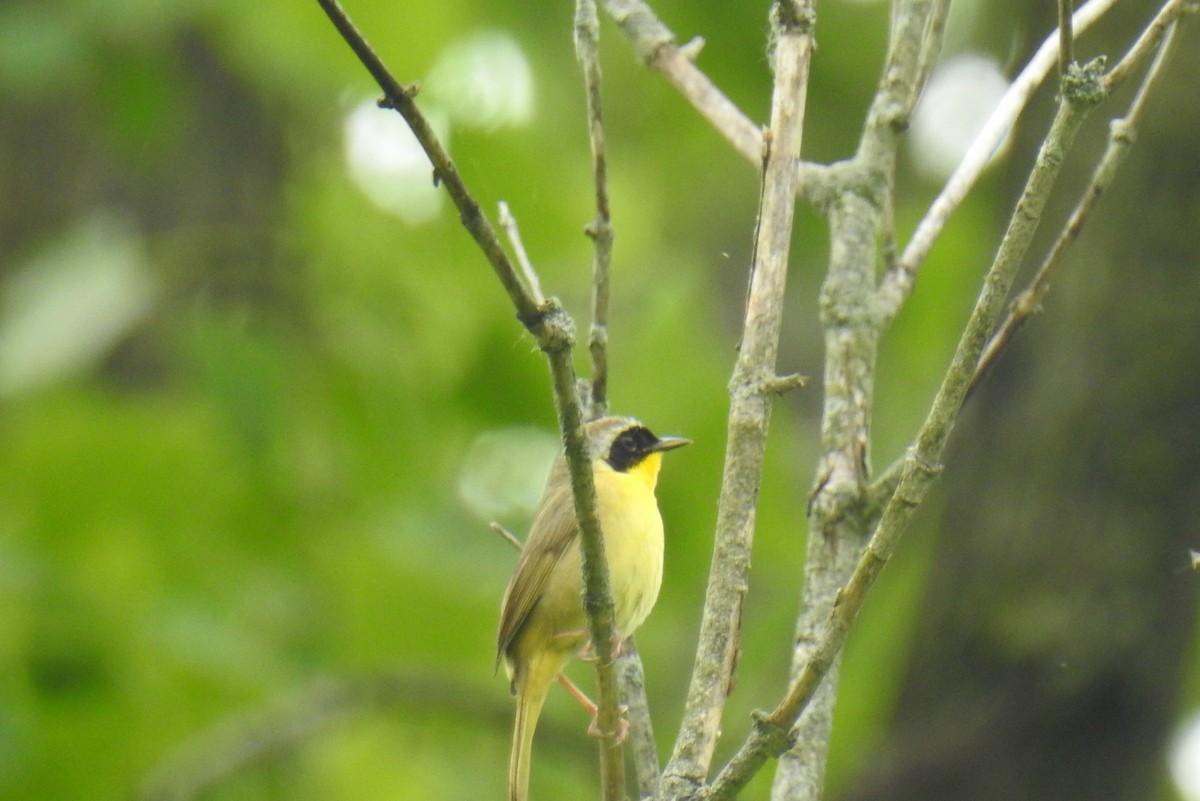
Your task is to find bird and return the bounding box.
[496,416,689,801]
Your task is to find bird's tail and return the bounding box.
[508,652,562,801]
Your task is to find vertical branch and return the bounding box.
[710,61,1107,801]
[772,4,942,800]
[1059,0,1076,75]
[900,0,952,124]
[546,334,628,801]
[573,3,626,799]
[618,644,661,797]
[659,2,814,797]
[576,0,614,420]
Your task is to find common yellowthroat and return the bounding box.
[496,416,689,801]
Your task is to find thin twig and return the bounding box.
[878,0,1124,326]
[490,521,525,552]
[498,202,545,306]
[576,0,614,420]
[314,4,627,795]
[1059,0,1076,76]
[973,20,1182,391]
[659,2,814,796]
[864,456,903,525]
[572,3,622,797]
[315,0,542,327]
[1101,0,1193,92]
[709,62,1107,801]
[598,0,762,165]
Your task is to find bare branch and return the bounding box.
[576,0,615,420]
[498,202,546,306]
[490,520,525,552]
[973,17,1183,390]
[595,0,843,205]
[879,0,1124,325]
[314,5,627,797]
[598,0,762,165]
[543,330,627,801]
[1101,0,1194,92]
[659,2,814,796]
[773,3,945,798]
[617,641,662,797]
[1059,0,1076,76]
[314,0,542,326]
[864,456,903,524]
[710,62,1107,801]
[572,3,623,796]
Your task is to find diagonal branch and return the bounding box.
[313,4,627,797]
[596,0,839,204]
[498,202,546,306]
[877,0,1125,326]
[599,0,762,164]
[973,18,1182,390]
[870,0,1191,521]
[315,0,542,325]
[1100,0,1194,91]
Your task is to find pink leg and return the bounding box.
[556,673,598,716]
[555,674,629,744]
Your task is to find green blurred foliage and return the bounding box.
[0,0,1096,800]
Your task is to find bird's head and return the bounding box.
[585,416,690,487]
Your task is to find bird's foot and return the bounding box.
[576,634,626,663]
[587,707,630,745]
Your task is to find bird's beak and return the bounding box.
[650,436,691,453]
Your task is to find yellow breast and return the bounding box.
[593,454,665,638]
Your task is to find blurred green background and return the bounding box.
[2,1,1197,800]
